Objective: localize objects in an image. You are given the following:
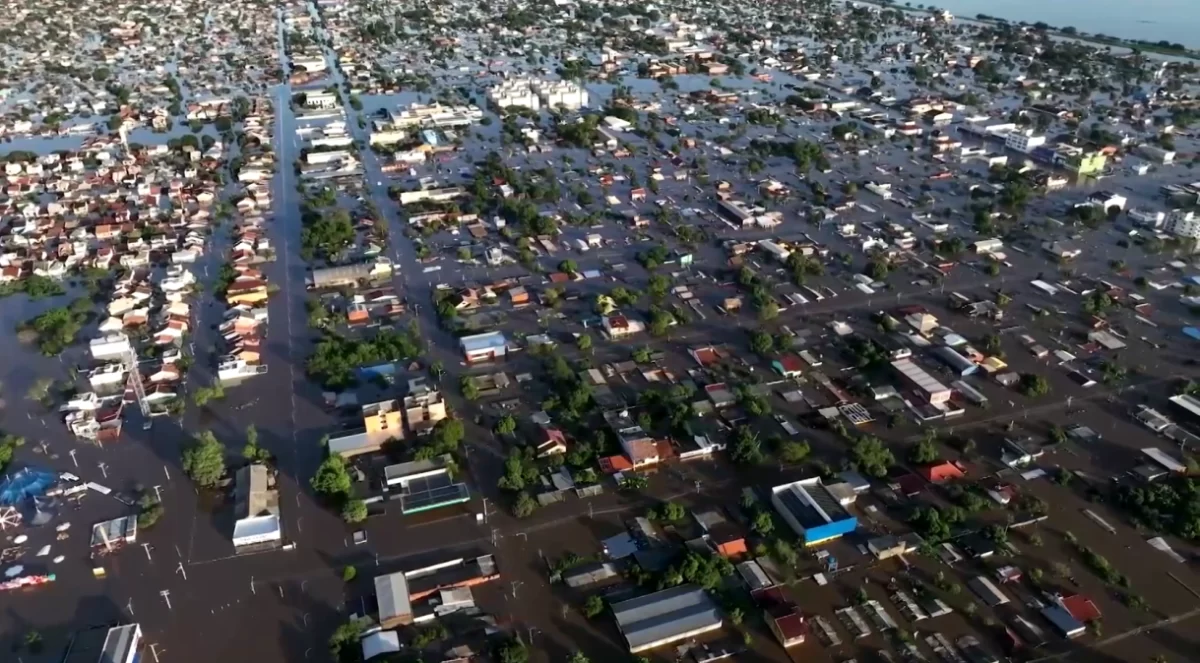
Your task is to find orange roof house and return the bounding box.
[920,461,966,483]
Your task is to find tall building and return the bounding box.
[1166,210,1200,240]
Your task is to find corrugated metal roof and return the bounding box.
[375,572,412,622]
[611,585,722,652]
[891,358,949,394]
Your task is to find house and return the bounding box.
[459,331,508,363]
[919,461,965,483]
[693,509,747,558]
[604,409,659,468]
[537,428,568,457]
[765,603,807,648]
[404,388,448,435]
[772,354,805,378]
[327,399,405,458]
[603,314,646,339]
[1043,241,1082,260]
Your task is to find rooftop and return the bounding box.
[611,585,723,652]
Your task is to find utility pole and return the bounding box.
[250,576,256,595]
[126,597,135,617]
[510,581,523,600]
[141,543,153,562]
[481,497,489,524]
[97,462,108,479]
[149,644,163,662]
[491,528,499,547]
[694,480,702,494]
[69,449,78,468]
[153,485,163,502]
[175,562,187,581]
[160,589,172,610]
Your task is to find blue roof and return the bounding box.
[460,331,507,352]
[1183,327,1200,342]
[358,362,397,378]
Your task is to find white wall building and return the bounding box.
[1005,130,1047,153]
[533,80,589,110]
[1166,211,1200,240]
[487,79,541,110]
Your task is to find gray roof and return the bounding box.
[611,585,722,652]
[310,262,375,287]
[102,624,140,663]
[375,572,412,622]
[563,561,620,588]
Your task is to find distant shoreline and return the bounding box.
[849,0,1200,61]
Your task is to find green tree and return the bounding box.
[514,491,538,517]
[567,653,590,663]
[1019,373,1051,397]
[495,414,518,436]
[431,417,465,452]
[778,439,811,464]
[181,431,226,487]
[752,510,775,536]
[659,502,686,521]
[852,435,895,477]
[342,498,368,523]
[312,455,352,496]
[749,329,774,356]
[499,640,529,663]
[582,594,605,618]
[731,426,765,465]
[342,566,357,582]
[559,259,579,275]
[910,438,939,464]
[577,333,593,352]
[620,473,649,491]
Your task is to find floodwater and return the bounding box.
[930,0,1200,48]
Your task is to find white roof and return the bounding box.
[891,359,949,395]
[374,572,412,622]
[361,631,400,660]
[232,514,281,546]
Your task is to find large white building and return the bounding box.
[388,102,483,128]
[1166,210,1200,240]
[534,80,589,110]
[487,79,540,110]
[1005,130,1047,153]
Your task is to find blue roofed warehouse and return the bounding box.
[771,478,858,546]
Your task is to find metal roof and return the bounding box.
[459,330,508,353]
[374,572,412,622]
[774,479,851,529]
[101,624,141,663]
[611,585,723,652]
[891,358,949,394]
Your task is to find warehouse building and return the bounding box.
[968,576,1010,607]
[933,346,978,376]
[459,331,508,363]
[383,454,470,514]
[375,571,414,628]
[231,464,281,549]
[62,623,143,663]
[611,585,724,653]
[307,258,394,289]
[771,478,858,546]
[891,358,952,404]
